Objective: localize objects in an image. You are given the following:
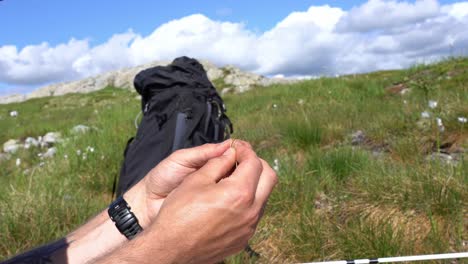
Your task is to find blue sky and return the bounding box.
[1,0,461,48]
[0,0,467,96]
[2,1,365,47]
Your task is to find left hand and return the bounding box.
[123,140,232,228]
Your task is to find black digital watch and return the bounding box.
[108,196,143,239]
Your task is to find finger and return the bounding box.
[254,159,278,208]
[193,147,237,183]
[222,142,262,197]
[171,139,232,168]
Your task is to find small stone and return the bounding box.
[426,153,457,165]
[71,125,90,134]
[351,130,366,146]
[421,111,430,118]
[42,147,57,158]
[0,153,11,162]
[400,88,410,95]
[25,137,39,147]
[3,139,20,154]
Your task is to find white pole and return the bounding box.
[301,252,468,264]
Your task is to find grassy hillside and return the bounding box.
[0,58,467,263]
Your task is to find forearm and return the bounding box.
[3,183,150,264]
[2,210,125,264]
[94,222,180,264]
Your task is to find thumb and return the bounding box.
[193,147,237,184]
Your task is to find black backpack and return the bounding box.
[115,56,233,196]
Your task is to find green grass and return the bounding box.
[1,58,467,263]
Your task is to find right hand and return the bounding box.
[136,140,278,263]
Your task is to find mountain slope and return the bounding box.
[0,58,467,263]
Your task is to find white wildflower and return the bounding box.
[421,111,430,118]
[458,117,467,123]
[82,154,87,160]
[64,154,68,159]
[403,100,408,104]
[436,117,445,132]
[272,104,278,109]
[298,99,305,105]
[428,100,438,109]
[39,162,45,167]
[86,146,95,153]
[9,111,18,117]
[273,159,279,171]
[76,149,82,156]
[15,158,21,166]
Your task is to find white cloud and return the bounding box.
[128,14,258,69]
[1,1,468,92]
[336,0,440,33]
[0,39,89,85]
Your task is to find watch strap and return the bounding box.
[108,196,143,239]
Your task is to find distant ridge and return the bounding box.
[0,60,294,105]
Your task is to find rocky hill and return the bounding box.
[0,60,294,104]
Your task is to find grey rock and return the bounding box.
[351,130,366,145]
[0,95,26,104]
[3,139,21,154]
[42,147,57,158]
[0,59,301,105]
[0,153,11,162]
[71,125,91,134]
[43,132,62,145]
[25,137,40,147]
[426,153,457,165]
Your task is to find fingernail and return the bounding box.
[222,147,234,156]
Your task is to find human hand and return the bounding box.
[123,140,232,228]
[134,140,278,263]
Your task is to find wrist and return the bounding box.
[122,182,153,229]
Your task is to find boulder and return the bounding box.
[43,132,62,145]
[3,139,21,154]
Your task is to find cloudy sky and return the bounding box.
[0,0,467,96]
